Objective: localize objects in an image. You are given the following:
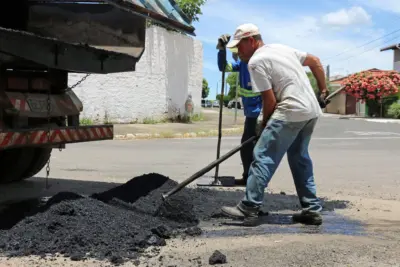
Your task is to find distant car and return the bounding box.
[212,101,220,108]
[201,99,212,107]
[227,100,241,109]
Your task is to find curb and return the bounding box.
[113,127,244,140]
[323,114,400,124]
[338,117,400,124]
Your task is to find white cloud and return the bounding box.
[196,0,393,77]
[322,6,371,26]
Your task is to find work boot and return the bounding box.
[234,179,247,186]
[234,174,248,186]
[292,210,323,225]
[221,202,259,226]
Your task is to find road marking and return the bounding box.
[170,136,400,141]
[313,137,400,140]
[345,131,400,136]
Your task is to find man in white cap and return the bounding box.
[220,23,330,226]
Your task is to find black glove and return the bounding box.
[216,34,231,50]
[317,91,330,108]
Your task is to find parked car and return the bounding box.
[212,101,220,108]
[201,99,212,107]
[227,100,241,109]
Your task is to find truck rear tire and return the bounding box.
[20,147,52,180]
[0,148,35,184]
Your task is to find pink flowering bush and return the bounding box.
[341,71,400,103]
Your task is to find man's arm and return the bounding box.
[248,63,276,125]
[302,54,328,94]
[217,50,239,72]
[261,90,276,124]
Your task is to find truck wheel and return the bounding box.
[20,147,52,180]
[0,148,35,184]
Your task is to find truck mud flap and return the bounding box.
[0,125,113,150]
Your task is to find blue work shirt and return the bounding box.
[217,49,262,118]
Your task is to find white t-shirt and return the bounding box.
[247,44,323,122]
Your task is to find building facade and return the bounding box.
[69,25,203,124]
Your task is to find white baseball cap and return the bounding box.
[226,23,260,49]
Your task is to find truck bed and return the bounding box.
[0,0,196,73]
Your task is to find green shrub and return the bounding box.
[387,102,400,119]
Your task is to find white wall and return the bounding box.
[69,25,203,123]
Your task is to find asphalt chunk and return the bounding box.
[209,250,227,265]
[0,173,201,265]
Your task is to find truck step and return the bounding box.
[0,125,113,150]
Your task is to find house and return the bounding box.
[325,68,397,117]
[325,72,367,116]
[380,43,400,72]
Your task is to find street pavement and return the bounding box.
[1,116,400,266]
[2,116,400,202]
[114,107,245,136]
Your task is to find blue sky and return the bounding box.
[191,0,400,99]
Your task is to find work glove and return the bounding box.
[317,90,330,108]
[216,34,231,50]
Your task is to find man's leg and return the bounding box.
[238,116,258,185]
[286,118,323,225]
[221,119,304,222]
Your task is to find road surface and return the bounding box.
[1,117,400,266]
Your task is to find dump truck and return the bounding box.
[0,0,195,183]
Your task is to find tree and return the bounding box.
[341,71,400,103]
[147,0,207,30]
[202,78,210,99]
[226,72,239,89]
[216,94,230,107]
[225,72,239,100]
[307,71,333,93]
[175,0,207,23]
[307,72,319,94]
[341,70,400,117]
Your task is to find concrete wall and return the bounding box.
[68,25,203,123]
[394,50,400,72]
[325,92,347,115]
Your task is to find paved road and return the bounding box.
[2,117,400,203]
[1,117,400,266]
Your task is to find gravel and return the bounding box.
[0,172,350,265]
[0,173,202,265]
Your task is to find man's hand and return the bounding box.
[317,89,330,108]
[216,34,231,50]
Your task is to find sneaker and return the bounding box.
[221,202,259,226]
[292,210,323,225]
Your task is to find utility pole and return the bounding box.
[234,73,239,124]
[216,82,218,99]
[326,65,330,81]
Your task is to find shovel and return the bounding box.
[162,88,335,201]
[161,135,257,201]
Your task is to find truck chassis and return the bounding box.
[0,0,195,183]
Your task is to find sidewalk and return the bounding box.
[322,113,400,124]
[113,108,246,139]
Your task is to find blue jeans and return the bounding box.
[241,118,322,212]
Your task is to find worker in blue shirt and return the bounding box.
[217,34,262,186]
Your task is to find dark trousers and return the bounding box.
[240,116,258,181]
